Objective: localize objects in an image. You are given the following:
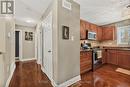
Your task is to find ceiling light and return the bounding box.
[26,19,35,23]
[26,20,33,23]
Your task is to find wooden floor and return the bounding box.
[9,61,130,87]
[9,60,53,87]
[72,64,130,87]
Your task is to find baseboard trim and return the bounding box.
[20,58,37,62]
[37,58,41,65]
[54,75,81,87]
[41,64,81,87]
[41,67,58,87]
[5,62,16,87]
[41,67,53,82]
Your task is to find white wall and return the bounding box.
[56,0,80,84]
[0,54,5,87]
[36,0,80,86]
[0,17,15,87]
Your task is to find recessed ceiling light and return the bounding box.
[26,19,34,23]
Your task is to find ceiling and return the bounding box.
[15,0,52,27]
[15,0,130,27]
[74,0,130,25]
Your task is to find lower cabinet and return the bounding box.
[107,50,118,65]
[117,51,130,69]
[80,51,92,74]
[103,49,130,69]
[102,49,107,64]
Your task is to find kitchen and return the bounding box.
[1,0,130,87]
[79,19,130,86]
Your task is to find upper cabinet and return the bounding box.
[97,26,103,41]
[85,21,90,30]
[90,24,97,32]
[80,19,116,41]
[102,26,115,41]
[80,20,88,40]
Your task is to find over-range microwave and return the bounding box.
[88,32,96,40]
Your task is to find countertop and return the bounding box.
[80,46,130,52]
[80,49,93,52]
[102,46,130,51]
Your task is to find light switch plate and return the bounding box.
[71,36,74,41]
[8,32,11,38]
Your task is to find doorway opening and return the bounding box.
[15,30,22,61]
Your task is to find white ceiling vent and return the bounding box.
[62,0,72,10]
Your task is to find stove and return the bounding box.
[92,47,103,71]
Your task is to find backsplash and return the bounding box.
[80,40,130,48]
[80,40,117,48]
[99,40,117,47]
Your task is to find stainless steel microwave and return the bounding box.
[88,32,96,40]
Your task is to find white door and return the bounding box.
[42,12,53,80]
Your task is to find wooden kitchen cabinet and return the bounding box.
[80,20,87,40]
[103,48,130,69]
[80,19,116,41]
[80,51,92,74]
[85,21,90,30]
[107,50,118,65]
[97,26,103,41]
[102,49,107,64]
[117,51,130,69]
[90,24,97,32]
[102,26,115,40]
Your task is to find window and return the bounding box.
[117,25,130,45]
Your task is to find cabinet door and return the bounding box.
[117,51,130,69]
[90,24,97,32]
[85,21,90,30]
[80,20,86,40]
[107,50,118,65]
[80,51,92,74]
[102,49,107,64]
[97,26,102,41]
[102,26,114,40]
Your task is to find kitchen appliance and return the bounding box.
[88,32,96,40]
[92,47,102,71]
[81,42,91,50]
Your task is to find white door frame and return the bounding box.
[15,29,23,61]
[36,27,42,64]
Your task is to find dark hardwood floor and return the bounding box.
[9,60,53,87]
[9,61,130,87]
[71,64,130,87]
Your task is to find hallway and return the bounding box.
[9,61,52,87]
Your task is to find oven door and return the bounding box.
[93,52,98,64]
